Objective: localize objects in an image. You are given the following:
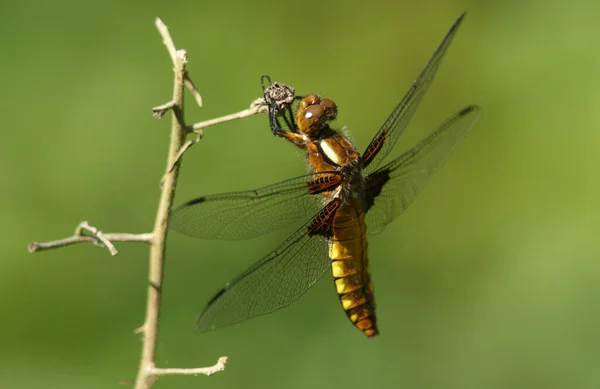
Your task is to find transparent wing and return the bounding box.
[365,105,481,233]
[195,200,340,332]
[362,13,466,172]
[170,172,341,240]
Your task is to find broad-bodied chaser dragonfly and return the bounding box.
[171,13,480,337]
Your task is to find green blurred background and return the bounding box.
[3,0,600,388]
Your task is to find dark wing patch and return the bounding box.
[365,105,481,234]
[307,200,341,237]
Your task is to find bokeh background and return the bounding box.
[3,0,600,388]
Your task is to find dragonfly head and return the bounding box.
[296,94,338,136]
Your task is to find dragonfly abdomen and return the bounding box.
[329,202,378,338]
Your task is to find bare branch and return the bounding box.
[184,76,203,108]
[160,132,202,186]
[151,357,228,377]
[155,18,177,65]
[30,17,229,389]
[152,101,176,119]
[28,221,152,256]
[155,17,203,108]
[188,97,267,132]
[135,19,229,388]
[134,49,188,389]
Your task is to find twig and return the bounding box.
[160,97,268,179]
[161,132,202,184]
[134,20,228,389]
[28,17,229,388]
[134,48,187,389]
[28,221,152,256]
[151,357,229,377]
[188,97,267,132]
[152,101,176,119]
[155,18,177,65]
[155,18,203,108]
[184,76,203,109]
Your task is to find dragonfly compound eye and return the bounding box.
[320,98,338,120]
[298,104,325,134]
[298,94,321,112]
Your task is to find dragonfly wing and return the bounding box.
[362,13,467,171]
[196,200,340,332]
[171,172,341,240]
[365,105,481,234]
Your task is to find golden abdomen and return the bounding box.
[329,202,378,338]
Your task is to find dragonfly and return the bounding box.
[171,13,480,338]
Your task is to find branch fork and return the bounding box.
[28,221,152,256]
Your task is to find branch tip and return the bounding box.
[184,76,203,107]
[133,324,146,335]
[152,101,176,118]
[28,242,41,252]
[150,356,228,377]
[155,18,177,65]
